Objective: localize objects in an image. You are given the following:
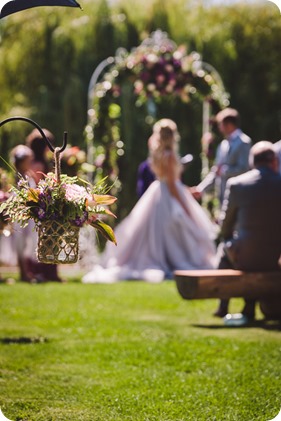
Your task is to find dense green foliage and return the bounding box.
[0,278,280,420]
[0,1,280,215]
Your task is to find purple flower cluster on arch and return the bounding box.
[93,32,228,107]
[86,31,229,200]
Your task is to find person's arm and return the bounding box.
[196,141,224,194]
[165,152,190,216]
[196,167,217,194]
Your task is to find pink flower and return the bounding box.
[64,184,91,203]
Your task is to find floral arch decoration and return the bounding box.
[86,30,229,189]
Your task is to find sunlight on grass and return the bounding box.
[0,280,280,420]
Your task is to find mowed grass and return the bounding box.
[0,275,280,421]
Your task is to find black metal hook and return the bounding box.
[0,116,67,153]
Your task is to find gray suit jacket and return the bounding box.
[198,130,252,204]
[219,167,281,271]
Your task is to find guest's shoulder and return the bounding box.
[274,139,281,152]
[239,132,252,145]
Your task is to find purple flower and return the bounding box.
[37,208,46,220]
[17,178,27,188]
[39,190,51,203]
[50,212,60,220]
[72,211,88,227]
[38,199,46,210]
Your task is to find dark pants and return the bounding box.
[215,242,256,319]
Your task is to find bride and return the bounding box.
[83,118,217,283]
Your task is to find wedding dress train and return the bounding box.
[82,180,217,283]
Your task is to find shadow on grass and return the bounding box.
[0,336,48,344]
[192,320,281,331]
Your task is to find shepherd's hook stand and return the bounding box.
[0,116,68,153]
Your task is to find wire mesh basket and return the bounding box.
[37,220,79,264]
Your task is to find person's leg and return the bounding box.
[213,242,233,317]
[32,261,64,282]
[241,300,256,320]
[18,257,35,282]
[213,299,229,317]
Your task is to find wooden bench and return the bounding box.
[174,269,281,319]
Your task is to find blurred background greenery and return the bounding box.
[0,0,280,217]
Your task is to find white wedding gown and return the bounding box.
[82,179,217,283]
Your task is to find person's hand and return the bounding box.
[201,132,214,151]
[189,186,202,200]
[216,164,228,176]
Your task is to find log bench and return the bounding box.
[174,269,281,319]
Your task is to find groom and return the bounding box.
[192,107,252,205]
[216,141,281,322]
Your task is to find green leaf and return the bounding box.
[0,202,6,213]
[0,155,17,173]
[90,219,117,245]
[93,194,117,205]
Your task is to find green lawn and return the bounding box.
[0,276,280,421]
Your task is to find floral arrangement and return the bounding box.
[0,168,11,234]
[93,31,229,107]
[127,48,221,104]
[0,171,117,244]
[0,192,9,231]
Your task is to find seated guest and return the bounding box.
[216,141,281,324]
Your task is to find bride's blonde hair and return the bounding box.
[149,118,180,152]
[149,119,182,179]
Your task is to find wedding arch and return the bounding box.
[86,30,229,205]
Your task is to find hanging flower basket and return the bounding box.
[0,147,117,264]
[37,220,80,264]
